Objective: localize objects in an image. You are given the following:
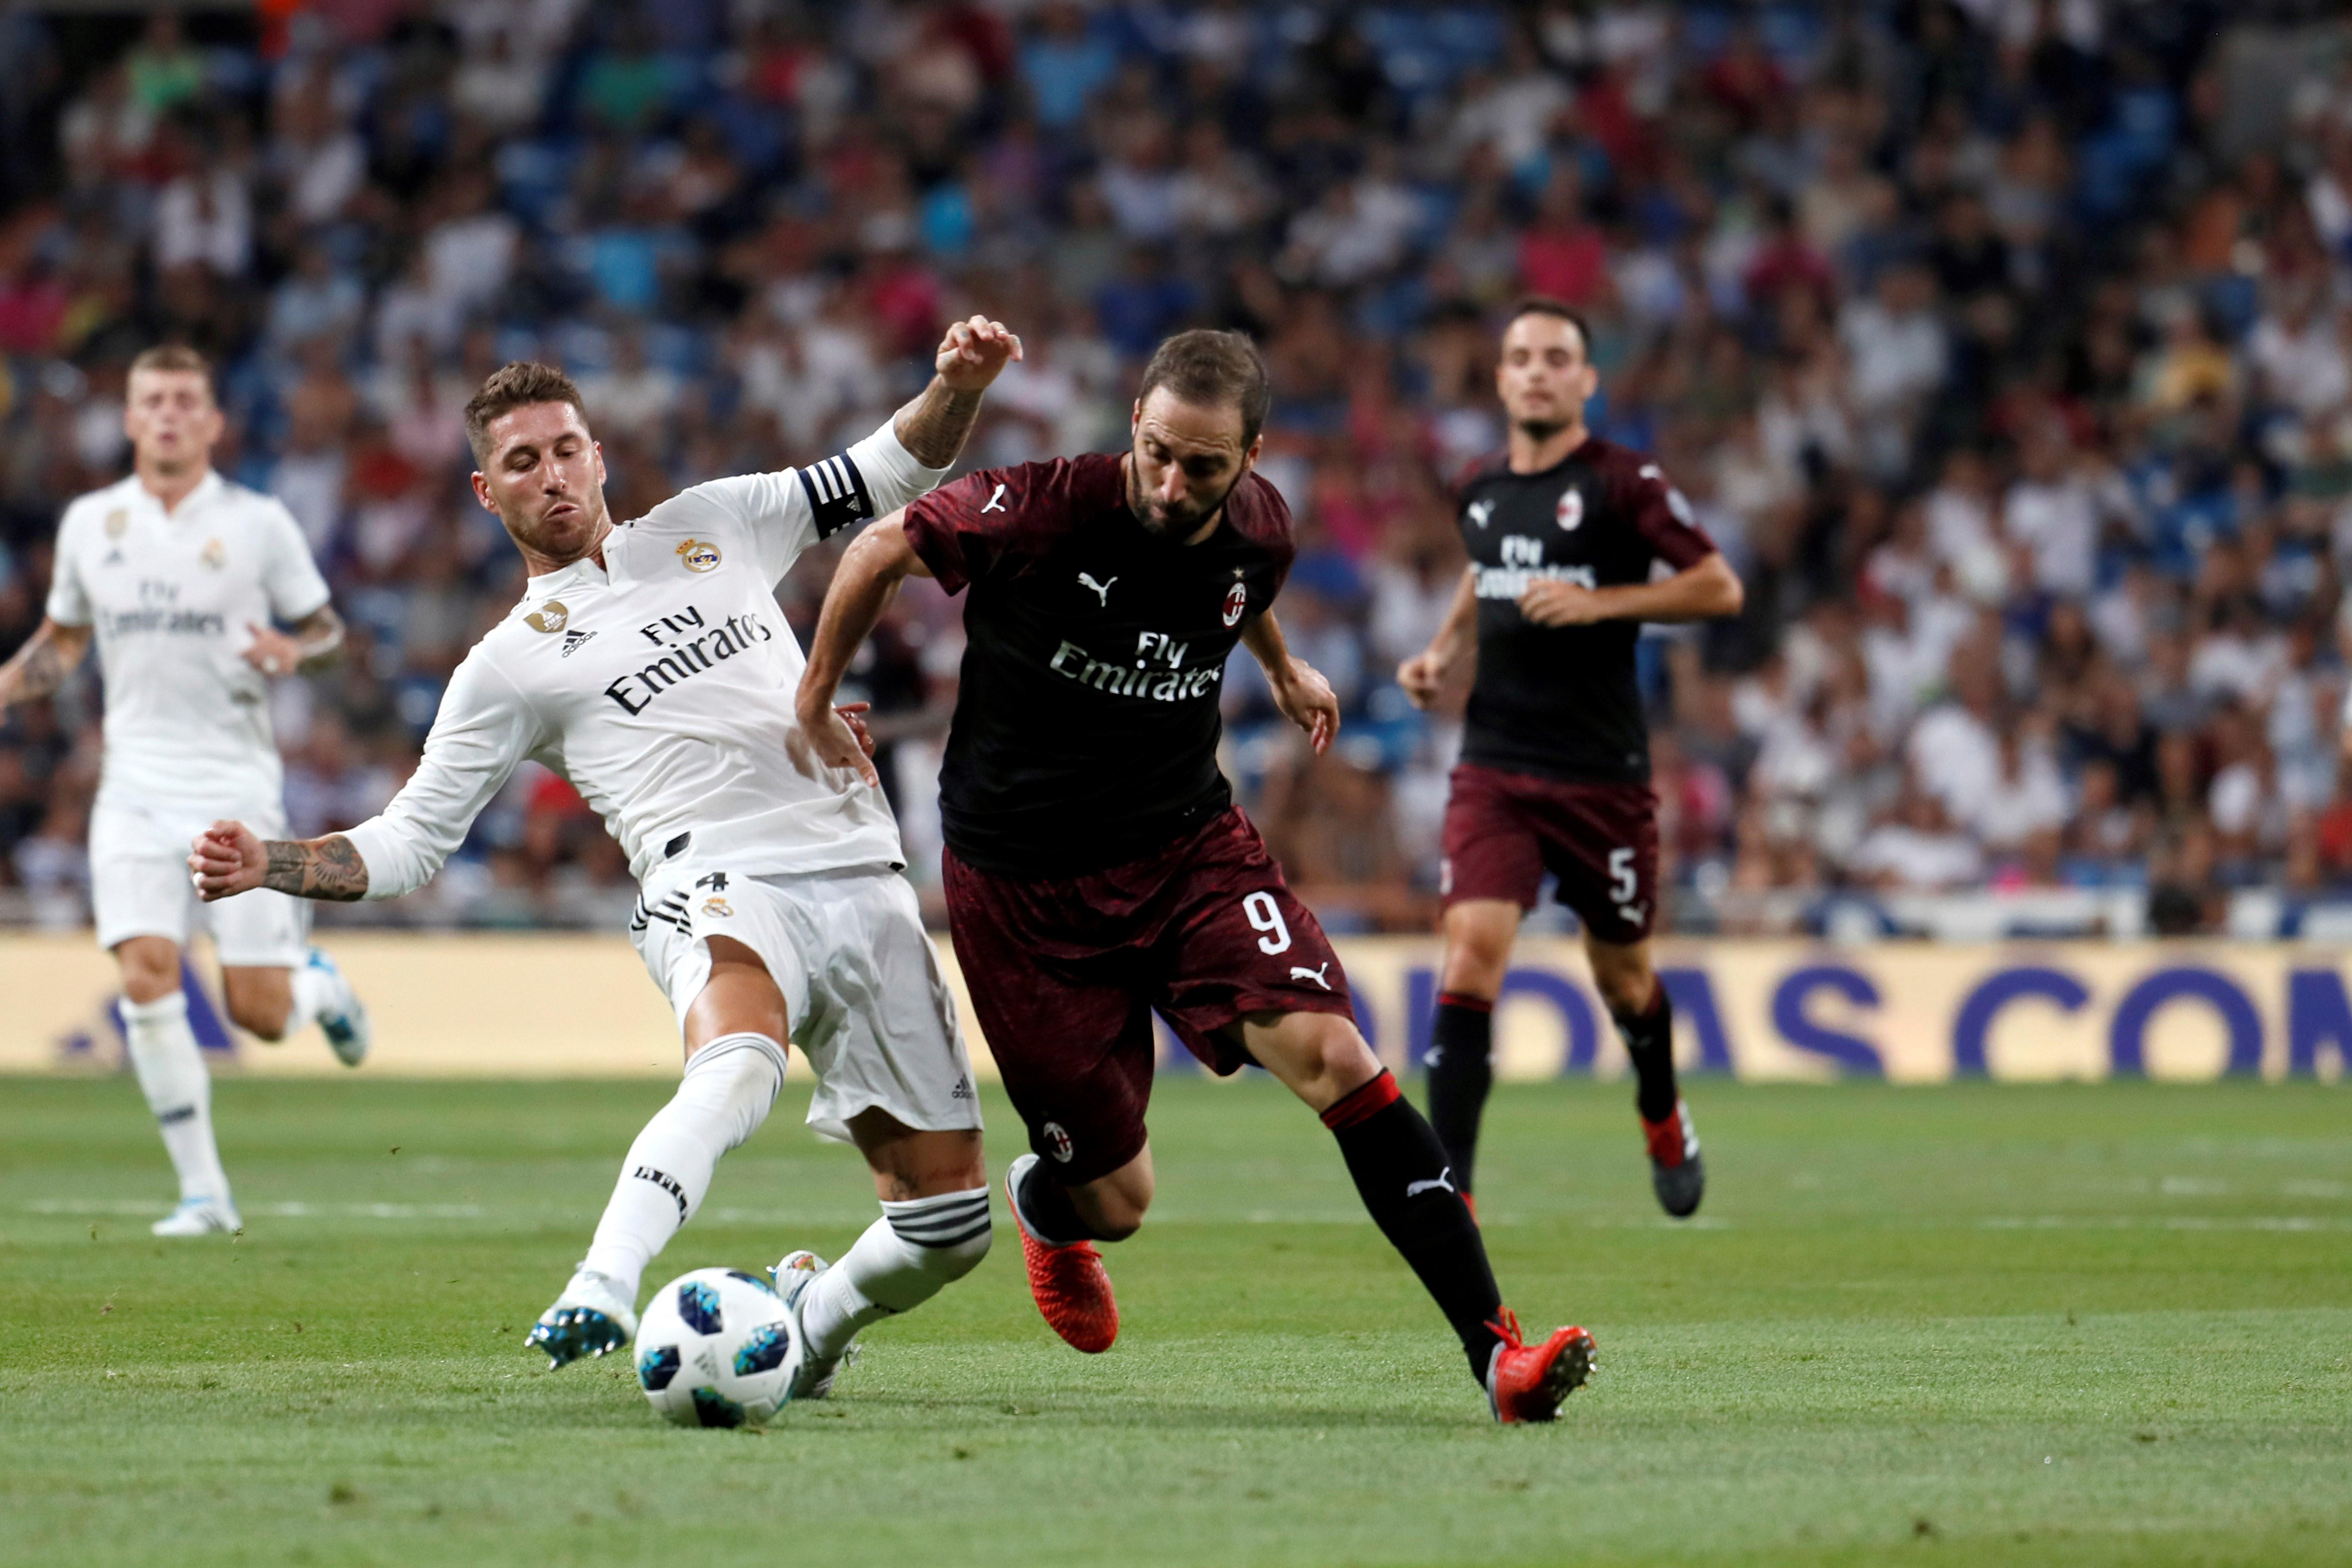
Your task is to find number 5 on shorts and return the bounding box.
[1609,847,1638,905]
[1243,891,1292,955]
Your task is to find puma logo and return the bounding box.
[981,483,1007,514]
[1406,1168,1457,1199]
[1078,571,1117,606]
[1467,498,1495,529]
[1290,962,1332,990]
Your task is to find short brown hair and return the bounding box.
[1135,329,1271,446]
[464,361,589,462]
[128,343,214,396]
[1504,296,1592,358]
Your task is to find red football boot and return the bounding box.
[1485,1308,1596,1424]
[1005,1155,1118,1354]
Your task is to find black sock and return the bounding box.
[1015,1158,1102,1246]
[1614,982,1679,1124]
[1425,992,1494,1194]
[1325,1071,1505,1382]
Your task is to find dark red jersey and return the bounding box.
[1453,436,1716,784]
[903,453,1295,873]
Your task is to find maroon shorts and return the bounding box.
[942,806,1355,1184]
[1439,763,1660,944]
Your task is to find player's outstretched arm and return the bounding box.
[1241,609,1338,756]
[242,604,346,678]
[1518,551,1745,628]
[0,618,91,709]
[190,821,369,903]
[1398,567,1477,709]
[892,315,1024,469]
[796,513,934,786]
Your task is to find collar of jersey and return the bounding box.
[524,552,613,601]
[126,468,222,521]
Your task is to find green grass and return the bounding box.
[3,1075,2348,1567]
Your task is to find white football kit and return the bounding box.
[47,470,330,965]
[342,420,981,1141]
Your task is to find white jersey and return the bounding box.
[46,470,331,812]
[343,420,948,899]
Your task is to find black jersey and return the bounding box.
[903,453,1294,874]
[1454,436,1716,784]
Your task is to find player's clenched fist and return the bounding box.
[934,314,1024,392]
[1396,649,1451,709]
[188,820,267,901]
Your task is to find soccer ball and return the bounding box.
[633,1266,805,1428]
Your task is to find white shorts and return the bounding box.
[630,861,982,1145]
[90,797,311,967]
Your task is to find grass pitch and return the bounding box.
[2,1074,2346,1568]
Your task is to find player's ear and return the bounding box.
[469,470,498,515]
[594,441,606,485]
[1241,433,1263,474]
[1130,398,1142,433]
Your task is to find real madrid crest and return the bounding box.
[200,538,227,570]
[701,897,732,919]
[525,600,570,634]
[1555,486,1585,531]
[104,508,129,539]
[677,538,721,573]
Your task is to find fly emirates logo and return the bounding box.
[601,604,776,715]
[1047,628,1223,703]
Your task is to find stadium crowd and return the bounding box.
[0,0,2348,937]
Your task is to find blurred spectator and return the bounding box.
[0,1,2345,935]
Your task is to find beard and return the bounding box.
[1126,458,1243,539]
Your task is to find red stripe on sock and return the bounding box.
[1321,1069,1402,1130]
[1436,992,1493,1014]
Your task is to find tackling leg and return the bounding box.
[780,1112,992,1397]
[530,935,789,1368]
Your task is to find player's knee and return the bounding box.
[227,996,287,1042]
[1072,1181,1149,1241]
[1592,960,1656,1020]
[114,938,180,1003]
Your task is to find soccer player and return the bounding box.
[190,319,1020,1396]
[0,344,367,1238]
[797,329,1594,1423]
[1397,299,1745,1219]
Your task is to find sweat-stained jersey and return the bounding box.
[902,453,1294,875]
[341,421,950,898]
[1453,436,1716,784]
[46,470,331,812]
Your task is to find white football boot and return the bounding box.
[152,1194,241,1237]
[771,1249,851,1400]
[305,947,370,1067]
[525,1270,638,1369]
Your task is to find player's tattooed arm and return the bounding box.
[1397,568,1478,709]
[243,605,345,678]
[190,822,369,903]
[893,315,1025,467]
[0,618,92,709]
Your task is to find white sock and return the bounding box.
[578,1032,786,1304]
[120,991,230,1205]
[287,958,337,1035]
[800,1187,992,1361]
